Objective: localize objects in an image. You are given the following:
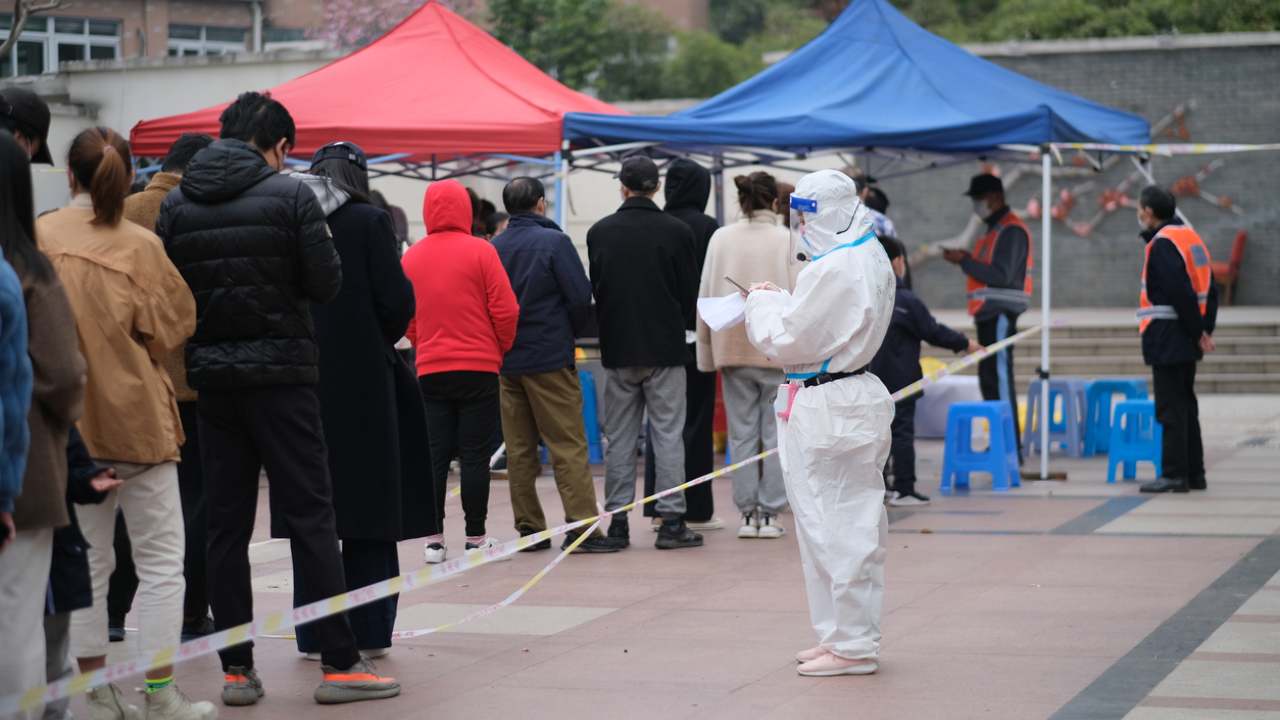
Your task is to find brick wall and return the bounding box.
[893,42,1280,310]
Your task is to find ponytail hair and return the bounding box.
[67,127,133,227]
[733,171,778,218]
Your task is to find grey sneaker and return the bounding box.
[86,684,142,720]
[221,666,264,707]
[314,658,400,705]
[143,683,217,720]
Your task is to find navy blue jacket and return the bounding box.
[493,213,593,375]
[1139,219,1219,366]
[870,277,970,395]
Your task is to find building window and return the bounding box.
[167,24,248,57]
[0,14,120,76]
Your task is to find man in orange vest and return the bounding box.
[1135,185,1218,494]
[943,174,1032,462]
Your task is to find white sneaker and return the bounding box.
[797,653,878,677]
[143,683,218,720]
[687,517,725,531]
[464,537,510,562]
[303,652,321,662]
[423,542,447,564]
[757,514,785,539]
[737,513,759,539]
[889,491,931,507]
[87,684,142,720]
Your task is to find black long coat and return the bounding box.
[271,201,434,541]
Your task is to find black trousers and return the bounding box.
[643,363,715,522]
[106,401,210,627]
[420,372,498,538]
[199,385,358,672]
[106,511,136,625]
[976,311,1023,462]
[294,538,399,653]
[1152,362,1205,486]
[889,396,920,495]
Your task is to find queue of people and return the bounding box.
[0,79,1222,717]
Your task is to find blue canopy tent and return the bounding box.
[563,0,1154,481]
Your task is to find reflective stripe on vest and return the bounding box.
[1137,225,1213,334]
[966,210,1034,316]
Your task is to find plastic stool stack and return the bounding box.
[1083,379,1149,456]
[1107,399,1163,483]
[1023,378,1088,457]
[941,401,1021,493]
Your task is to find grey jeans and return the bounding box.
[722,366,787,516]
[604,366,687,517]
[43,613,74,720]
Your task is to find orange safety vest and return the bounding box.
[1138,224,1212,334]
[966,209,1034,316]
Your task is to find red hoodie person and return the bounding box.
[403,180,519,376]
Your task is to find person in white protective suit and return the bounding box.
[743,169,896,677]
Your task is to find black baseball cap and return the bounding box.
[0,87,52,165]
[963,173,1003,197]
[616,155,659,193]
[311,140,367,170]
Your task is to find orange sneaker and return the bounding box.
[314,658,400,704]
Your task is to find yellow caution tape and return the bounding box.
[2,325,1043,715]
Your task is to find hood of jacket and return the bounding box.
[423,179,472,235]
[664,158,711,212]
[180,139,278,204]
[286,172,350,217]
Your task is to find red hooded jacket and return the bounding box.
[402,180,519,376]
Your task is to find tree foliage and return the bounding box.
[309,0,479,49]
[663,31,762,100]
[596,3,672,101]
[487,0,611,89]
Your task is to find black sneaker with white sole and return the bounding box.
[655,519,703,550]
[888,490,930,507]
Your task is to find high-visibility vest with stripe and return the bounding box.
[966,210,1034,316]
[1138,225,1213,334]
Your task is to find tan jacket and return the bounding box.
[12,263,85,531]
[696,211,800,372]
[123,172,196,402]
[38,196,196,464]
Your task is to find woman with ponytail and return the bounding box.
[37,128,213,720]
[695,171,800,540]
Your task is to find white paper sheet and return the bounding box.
[697,293,748,332]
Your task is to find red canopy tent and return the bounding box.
[129,1,623,161]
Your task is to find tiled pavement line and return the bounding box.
[1049,535,1280,720]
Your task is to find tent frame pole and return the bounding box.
[1038,148,1052,479]
[555,141,568,227]
[712,151,725,225]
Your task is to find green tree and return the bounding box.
[663,30,763,99]
[487,0,611,89]
[596,3,673,101]
[710,0,769,44]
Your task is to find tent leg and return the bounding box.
[712,152,725,225]
[1039,149,1052,479]
[554,144,567,228]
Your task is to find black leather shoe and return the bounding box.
[607,516,630,548]
[181,615,215,642]
[1188,475,1207,491]
[519,535,552,552]
[1140,477,1189,493]
[563,533,626,554]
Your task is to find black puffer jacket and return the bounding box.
[156,139,341,389]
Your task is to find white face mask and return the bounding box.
[972,199,989,219]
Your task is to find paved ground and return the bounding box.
[95,394,1280,720]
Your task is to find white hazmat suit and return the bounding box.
[744,170,896,666]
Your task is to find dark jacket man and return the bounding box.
[587,197,698,369]
[156,138,341,390]
[493,213,593,375]
[870,277,972,394]
[1140,218,1219,366]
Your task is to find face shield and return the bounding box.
[789,172,864,261]
[789,194,818,260]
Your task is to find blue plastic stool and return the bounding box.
[1107,400,1163,483]
[940,401,1021,493]
[1023,378,1087,457]
[1083,379,1149,456]
[579,370,604,465]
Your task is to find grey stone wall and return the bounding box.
[884,43,1280,310]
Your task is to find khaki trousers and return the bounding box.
[500,368,600,535]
